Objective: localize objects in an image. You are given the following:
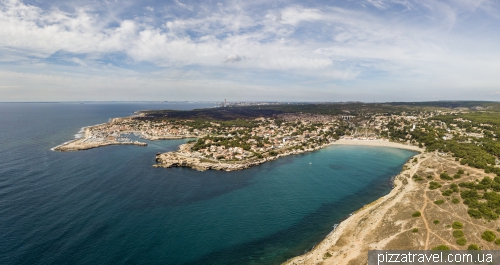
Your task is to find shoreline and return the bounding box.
[283,150,425,265]
[154,139,422,171]
[331,139,423,152]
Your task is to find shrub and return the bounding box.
[495,238,500,245]
[458,169,465,174]
[429,182,442,190]
[453,230,464,238]
[481,230,496,242]
[412,174,424,181]
[467,244,480,250]
[442,189,453,196]
[433,220,440,225]
[412,228,418,233]
[451,198,460,204]
[452,221,463,229]
[440,172,453,180]
[453,173,462,179]
[427,175,433,179]
[434,200,445,205]
[468,209,482,219]
[432,245,450,250]
[457,238,467,246]
[412,211,421,217]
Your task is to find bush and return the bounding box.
[457,238,467,246]
[468,209,482,219]
[433,220,440,225]
[427,175,433,179]
[458,169,465,174]
[453,230,464,238]
[432,245,450,250]
[495,238,500,245]
[452,198,460,204]
[453,173,462,179]
[442,189,453,196]
[412,174,424,181]
[467,244,480,250]
[412,228,418,233]
[452,221,463,229]
[434,200,445,205]
[429,182,442,190]
[481,230,496,242]
[440,172,453,180]
[412,211,421,217]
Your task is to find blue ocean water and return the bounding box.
[0,103,417,265]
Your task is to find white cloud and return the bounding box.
[1,0,500,100]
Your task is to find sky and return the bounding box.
[1,0,500,102]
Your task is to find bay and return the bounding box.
[0,103,417,265]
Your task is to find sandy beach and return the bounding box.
[331,139,423,152]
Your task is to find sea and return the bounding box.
[0,103,418,265]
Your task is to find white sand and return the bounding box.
[331,139,423,152]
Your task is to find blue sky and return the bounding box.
[1,0,500,102]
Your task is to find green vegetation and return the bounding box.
[481,230,496,242]
[456,238,467,246]
[442,189,453,196]
[467,244,480,250]
[412,211,421,217]
[452,221,463,229]
[452,230,464,238]
[495,238,500,245]
[451,198,460,204]
[427,175,433,179]
[459,177,500,220]
[440,172,453,181]
[429,182,442,190]
[431,245,450,250]
[412,174,424,181]
[434,200,445,205]
[412,228,418,233]
[433,220,440,225]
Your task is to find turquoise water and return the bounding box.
[0,103,417,264]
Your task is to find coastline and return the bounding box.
[154,139,422,171]
[331,139,423,152]
[283,146,425,265]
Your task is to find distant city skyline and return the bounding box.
[1,0,500,102]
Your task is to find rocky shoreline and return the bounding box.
[53,138,147,151]
[154,143,333,171]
